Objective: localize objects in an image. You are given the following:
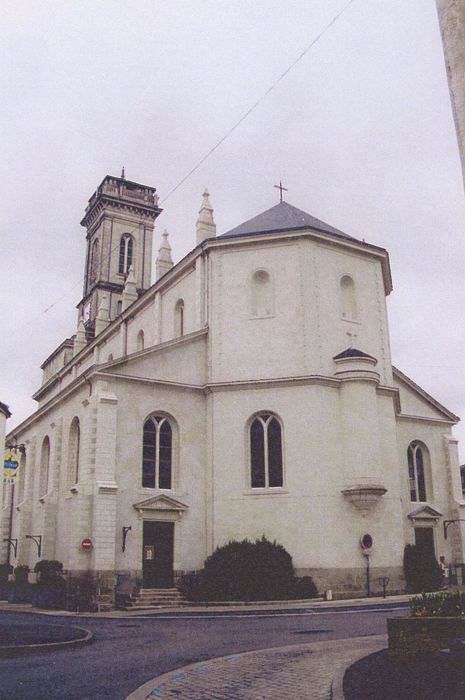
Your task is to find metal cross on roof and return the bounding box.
[274,181,288,202]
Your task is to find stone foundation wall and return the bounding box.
[295,565,405,599]
[388,617,465,658]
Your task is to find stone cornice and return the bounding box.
[10,362,416,439]
[396,413,457,426]
[205,375,341,392]
[81,196,161,229]
[204,229,393,296]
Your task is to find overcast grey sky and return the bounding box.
[2,0,465,458]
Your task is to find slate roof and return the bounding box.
[219,201,357,241]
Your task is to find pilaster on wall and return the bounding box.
[41,419,63,561]
[153,293,161,345]
[15,436,36,567]
[91,381,118,572]
[194,255,205,329]
[444,435,465,563]
[0,488,13,563]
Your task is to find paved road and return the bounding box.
[0,606,407,700]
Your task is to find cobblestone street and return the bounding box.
[127,635,386,700]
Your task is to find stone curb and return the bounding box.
[0,594,411,619]
[0,625,94,657]
[124,635,387,700]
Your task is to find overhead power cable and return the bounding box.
[16,0,356,329]
[161,0,355,203]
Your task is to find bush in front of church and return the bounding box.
[32,560,66,609]
[178,537,318,601]
[403,544,443,593]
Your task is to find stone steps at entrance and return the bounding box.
[130,588,185,609]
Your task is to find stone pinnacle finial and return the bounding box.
[156,229,174,280]
[196,188,216,245]
[122,266,138,311]
[73,316,87,356]
[95,295,110,336]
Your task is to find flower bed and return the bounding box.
[388,592,465,658]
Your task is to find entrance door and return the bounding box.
[142,521,174,588]
[414,527,435,559]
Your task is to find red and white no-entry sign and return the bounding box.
[81,538,93,551]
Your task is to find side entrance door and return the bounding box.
[142,521,174,588]
[414,527,435,559]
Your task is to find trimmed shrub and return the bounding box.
[404,544,442,593]
[291,576,318,600]
[179,537,318,602]
[177,571,207,602]
[0,563,13,583]
[8,565,32,603]
[33,560,66,609]
[0,563,13,600]
[14,565,30,585]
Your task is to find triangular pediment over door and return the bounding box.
[133,494,188,521]
[408,504,443,527]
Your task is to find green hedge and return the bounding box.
[179,536,318,601]
[403,544,442,593]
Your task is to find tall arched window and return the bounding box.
[407,442,428,502]
[175,299,184,337]
[250,413,283,488]
[142,415,173,489]
[40,436,50,497]
[251,269,273,317]
[340,275,357,320]
[89,238,100,284]
[119,235,134,274]
[68,417,81,486]
[137,330,145,351]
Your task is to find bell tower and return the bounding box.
[78,174,162,337]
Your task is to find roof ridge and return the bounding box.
[219,200,357,241]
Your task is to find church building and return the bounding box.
[3,174,463,598]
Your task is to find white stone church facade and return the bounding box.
[3,175,464,597]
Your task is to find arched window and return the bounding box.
[175,299,184,337]
[89,238,100,284]
[340,275,357,320]
[68,418,81,486]
[119,235,134,274]
[250,413,283,488]
[40,436,51,497]
[116,300,123,317]
[142,415,173,489]
[137,330,145,351]
[251,269,273,317]
[407,442,429,502]
[107,353,114,362]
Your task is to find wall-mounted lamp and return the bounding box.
[6,443,26,455]
[25,535,42,558]
[3,538,18,558]
[122,526,132,553]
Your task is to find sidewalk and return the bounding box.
[125,635,387,700]
[0,592,411,618]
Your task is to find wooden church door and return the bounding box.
[142,521,174,588]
